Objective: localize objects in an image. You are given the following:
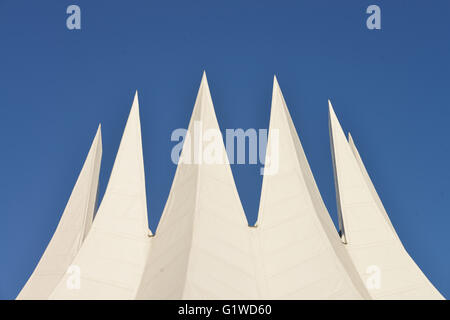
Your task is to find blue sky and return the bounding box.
[1,0,449,299]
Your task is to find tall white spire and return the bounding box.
[17,126,102,300]
[329,101,443,299]
[253,77,369,299]
[136,72,258,299]
[50,92,151,299]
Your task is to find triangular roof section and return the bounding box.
[347,132,397,235]
[17,126,102,300]
[50,92,151,299]
[329,101,443,299]
[253,77,369,299]
[136,72,258,299]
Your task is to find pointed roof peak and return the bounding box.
[94,124,102,138]
[271,75,283,100]
[192,72,214,119]
[201,70,208,85]
[132,90,139,106]
[96,89,148,233]
[95,123,102,136]
[273,74,279,87]
[348,132,354,144]
[19,120,103,299]
[328,99,335,114]
[273,75,282,92]
[198,71,211,96]
[269,75,291,125]
[126,91,140,120]
[328,99,342,131]
[92,124,102,148]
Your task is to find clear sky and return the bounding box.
[1,1,449,299]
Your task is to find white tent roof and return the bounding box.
[253,78,369,299]
[328,101,443,299]
[50,93,151,299]
[16,75,443,300]
[17,126,102,300]
[136,73,259,299]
